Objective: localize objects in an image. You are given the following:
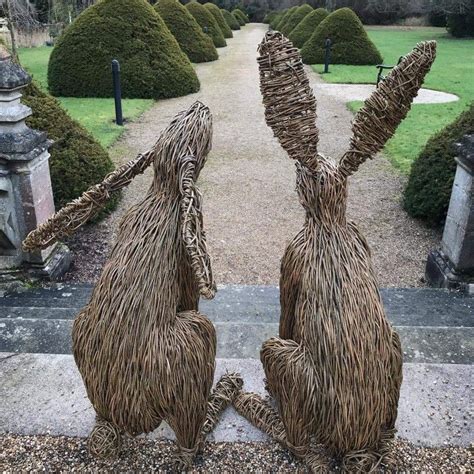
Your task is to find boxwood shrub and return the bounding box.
[301,8,383,65]
[48,0,199,98]
[403,104,474,226]
[232,9,247,25]
[155,0,218,63]
[281,4,312,36]
[205,3,233,38]
[276,6,298,32]
[186,1,227,48]
[23,81,117,212]
[288,8,329,48]
[221,8,240,30]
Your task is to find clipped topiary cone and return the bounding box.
[155,0,218,63]
[281,4,312,36]
[205,3,233,39]
[186,1,226,48]
[288,8,329,48]
[270,9,286,29]
[275,5,298,32]
[301,7,383,65]
[232,9,246,26]
[48,0,199,98]
[221,8,240,31]
[22,81,117,211]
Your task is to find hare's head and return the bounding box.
[151,102,216,299]
[153,101,212,191]
[258,32,436,224]
[296,159,347,223]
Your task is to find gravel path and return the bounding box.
[1,435,472,472]
[63,23,439,287]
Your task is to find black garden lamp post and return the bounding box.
[324,36,332,74]
[111,59,123,126]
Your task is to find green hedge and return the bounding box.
[281,4,312,36]
[288,8,328,48]
[186,1,226,48]
[301,8,382,65]
[205,3,232,38]
[232,9,247,25]
[270,10,286,29]
[403,104,474,226]
[234,6,249,22]
[155,0,217,63]
[221,8,240,30]
[276,6,297,31]
[263,11,277,24]
[48,0,199,99]
[23,81,117,212]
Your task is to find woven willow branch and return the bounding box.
[339,40,437,176]
[258,31,319,171]
[22,147,156,251]
[232,32,432,472]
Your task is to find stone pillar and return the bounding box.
[426,134,474,293]
[0,49,70,285]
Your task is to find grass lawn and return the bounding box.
[311,27,474,173]
[18,47,153,148]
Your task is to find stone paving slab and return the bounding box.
[0,318,472,364]
[2,285,472,327]
[0,353,471,447]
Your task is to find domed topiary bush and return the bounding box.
[221,8,240,30]
[403,104,474,226]
[155,0,218,63]
[263,10,277,24]
[232,9,247,25]
[288,7,329,48]
[22,81,117,211]
[205,3,232,38]
[276,6,298,32]
[234,7,249,22]
[281,4,312,36]
[270,10,286,29]
[48,0,200,99]
[301,8,383,65]
[186,1,226,48]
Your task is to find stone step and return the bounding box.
[0,352,471,447]
[1,284,473,327]
[0,318,472,364]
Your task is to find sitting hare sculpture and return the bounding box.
[234,33,436,472]
[23,102,242,468]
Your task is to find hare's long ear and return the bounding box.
[258,31,319,171]
[339,41,437,177]
[22,147,156,251]
[179,155,216,300]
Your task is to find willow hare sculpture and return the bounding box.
[234,33,436,472]
[23,102,242,468]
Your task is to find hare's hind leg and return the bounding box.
[88,415,122,458]
[261,337,329,472]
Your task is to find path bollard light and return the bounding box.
[323,36,331,73]
[111,59,123,126]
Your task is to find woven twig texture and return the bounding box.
[234,32,436,472]
[25,102,241,467]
